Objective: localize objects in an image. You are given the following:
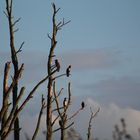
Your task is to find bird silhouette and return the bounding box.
[55,59,60,72]
[66,65,71,77]
[81,101,85,109]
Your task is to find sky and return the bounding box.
[1,0,140,140]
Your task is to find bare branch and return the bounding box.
[3,10,8,18]
[16,41,25,54]
[13,28,19,33]
[3,62,11,94]
[47,33,52,40]
[67,82,71,108]
[0,61,11,122]
[67,107,83,121]
[32,95,46,140]
[1,69,56,139]
[0,103,11,123]
[52,3,60,14]
[12,17,21,27]
[87,107,100,140]
[53,81,62,118]
[18,70,57,112]
[52,107,64,113]
[10,0,13,13]
[0,63,24,123]
[53,73,66,80]
[1,87,25,138]
[51,115,60,126]
[63,122,74,131]
[52,88,63,103]
[56,7,61,13]
[53,122,74,133]
[57,18,71,30]
[57,21,62,27]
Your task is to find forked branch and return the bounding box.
[87,107,100,140]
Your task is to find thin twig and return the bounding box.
[87,107,100,140]
[12,17,21,27]
[67,107,83,121]
[51,88,63,103]
[32,95,46,140]
[53,81,62,119]
[53,122,74,133]
[16,41,25,54]
[53,73,66,80]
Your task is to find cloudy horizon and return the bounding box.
[1,0,140,139]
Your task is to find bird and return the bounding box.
[55,59,60,72]
[63,97,68,108]
[59,120,62,127]
[66,65,71,77]
[81,101,85,109]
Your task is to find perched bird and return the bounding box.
[59,120,62,127]
[55,59,60,72]
[63,97,68,108]
[66,65,71,77]
[81,101,85,109]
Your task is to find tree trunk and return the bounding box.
[6,0,20,139]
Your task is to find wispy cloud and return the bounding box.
[86,76,140,94]
[60,48,121,71]
[1,48,121,85]
[81,76,140,110]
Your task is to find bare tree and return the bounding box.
[4,0,23,139]
[46,3,70,140]
[113,118,133,140]
[0,62,24,140]
[32,95,46,140]
[87,107,100,140]
[1,62,11,129]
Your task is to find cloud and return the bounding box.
[81,76,140,110]
[60,48,120,71]
[0,46,123,86]
[74,98,140,140]
[92,76,140,94]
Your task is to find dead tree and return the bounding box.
[53,82,73,140]
[1,62,11,129]
[32,95,46,140]
[52,81,84,140]
[4,0,24,139]
[113,118,133,140]
[46,3,70,140]
[87,107,100,140]
[46,4,82,139]
[0,62,24,140]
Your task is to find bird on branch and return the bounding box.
[66,65,71,77]
[81,101,85,109]
[63,97,68,108]
[55,59,60,72]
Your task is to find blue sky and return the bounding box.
[1,0,140,139]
